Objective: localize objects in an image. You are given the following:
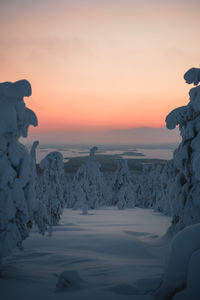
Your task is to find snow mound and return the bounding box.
[155,223,200,299]
[55,270,84,290]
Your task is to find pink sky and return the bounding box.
[1,0,200,143]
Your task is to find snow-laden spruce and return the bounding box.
[166,67,200,234]
[68,146,107,209]
[134,162,171,214]
[112,157,136,209]
[159,160,175,215]
[36,151,65,235]
[30,141,49,235]
[0,80,37,270]
[154,223,200,300]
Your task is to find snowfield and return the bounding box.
[1,207,171,300]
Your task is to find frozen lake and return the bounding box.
[1,208,171,300]
[27,143,177,163]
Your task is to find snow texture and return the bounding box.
[0,80,38,269]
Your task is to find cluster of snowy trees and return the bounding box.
[134,161,173,215]
[67,147,137,211]
[68,146,107,212]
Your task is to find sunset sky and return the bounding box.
[1,0,200,143]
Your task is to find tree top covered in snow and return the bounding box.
[0,79,37,139]
[166,67,200,130]
[184,67,200,86]
[89,146,98,161]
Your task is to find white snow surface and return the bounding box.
[1,207,171,300]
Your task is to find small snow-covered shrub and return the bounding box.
[0,80,38,269]
[166,67,200,234]
[112,157,136,209]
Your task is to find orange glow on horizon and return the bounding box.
[1,0,200,141]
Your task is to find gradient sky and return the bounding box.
[1,0,200,143]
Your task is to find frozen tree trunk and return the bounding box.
[0,80,38,271]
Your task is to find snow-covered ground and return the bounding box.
[1,207,171,300]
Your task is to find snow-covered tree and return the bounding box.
[112,157,136,209]
[69,146,107,209]
[159,160,176,215]
[0,80,38,271]
[37,151,65,236]
[134,162,171,214]
[29,141,49,235]
[135,164,153,208]
[166,67,200,234]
